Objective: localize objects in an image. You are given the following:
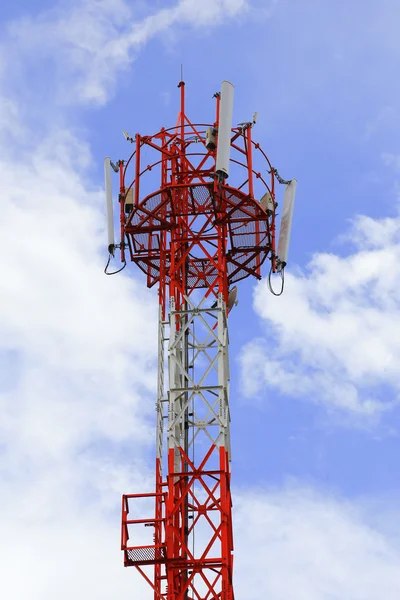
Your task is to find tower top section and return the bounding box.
[105,80,296,299]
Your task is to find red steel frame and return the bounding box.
[117,82,277,600]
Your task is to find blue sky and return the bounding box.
[2,0,400,598]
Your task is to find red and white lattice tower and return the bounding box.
[104,80,296,600]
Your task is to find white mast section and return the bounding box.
[156,292,231,476]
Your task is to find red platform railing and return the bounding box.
[121,492,167,567]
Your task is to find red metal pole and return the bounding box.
[119,160,125,263]
[247,126,254,199]
[134,135,141,207]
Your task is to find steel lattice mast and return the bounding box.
[104,80,296,600]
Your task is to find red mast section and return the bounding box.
[104,81,296,600]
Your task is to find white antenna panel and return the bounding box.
[216,81,234,179]
[104,157,115,251]
[277,179,297,268]
[260,191,274,214]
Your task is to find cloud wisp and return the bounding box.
[3,0,257,106]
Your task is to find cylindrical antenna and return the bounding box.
[277,179,297,269]
[104,157,115,253]
[216,80,234,179]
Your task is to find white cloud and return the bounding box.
[0,450,154,599]
[0,120,161,599]
[3,0,254,106]
[0,56,162,592]
[234,486,400,599]
[0,124,160,452]
[241,214,400,417]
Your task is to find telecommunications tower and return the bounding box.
[104,80,296,600]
